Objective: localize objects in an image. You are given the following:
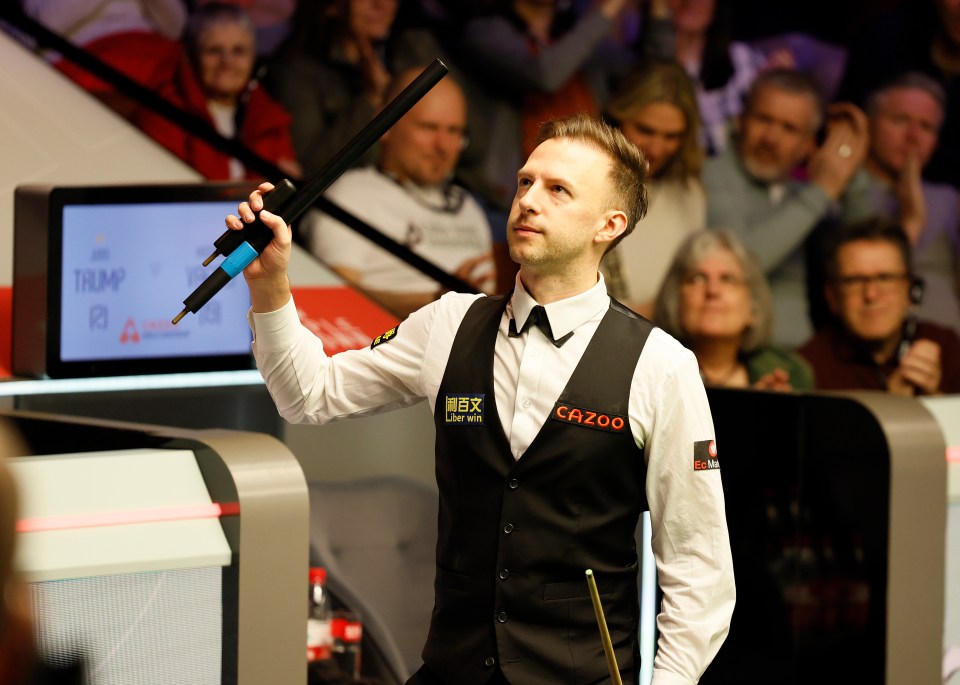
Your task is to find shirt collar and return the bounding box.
[508,273,610,340]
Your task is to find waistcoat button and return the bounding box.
[497,611,508,623]
[508,479,519,489]
[503,523,514,534]
[499,568,510,580]
[484,657,496,667]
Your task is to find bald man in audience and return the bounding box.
[300,68,496,319]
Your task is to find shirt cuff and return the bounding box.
[248,297,302,354]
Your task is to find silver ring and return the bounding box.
[838,143,852,158]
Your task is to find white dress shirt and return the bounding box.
[249,275,735,685]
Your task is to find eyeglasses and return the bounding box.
[834,272,910,294]
[681,272,746,289]
[199,44,254,61]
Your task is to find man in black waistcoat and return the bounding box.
[230,113,735,685]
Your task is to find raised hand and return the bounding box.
[452,251,497,294]
[225,182,294,312]
[355,33,392,108]
[897,152,927,245]
[807,102,869,199]
[888,338,942,396]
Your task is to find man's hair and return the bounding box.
[865,71,947,123]
[604,59,704,181]
[743,67,825,133]
[821,217,914,284]
[654,229,774,352]
[535,113,648,251]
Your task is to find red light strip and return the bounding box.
[15,502,239,533]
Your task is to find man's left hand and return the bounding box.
[453,252,497,294]
[888,339,942,396]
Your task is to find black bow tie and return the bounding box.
[508,305,573,348]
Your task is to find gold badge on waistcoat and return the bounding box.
[370,324,399,350]
[444,394,484,425]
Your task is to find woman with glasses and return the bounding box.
[654,229,814,391]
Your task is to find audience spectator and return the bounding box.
[456,0,638,212]
[301,68,495,319]
[264,0,443,177]
[194,0,297,56]
[838,0,960,189]
[654,229,814,392]
[861,72,960,333]
[702,68,874,349]
[642,0,795,155]
[21,0,186,116]
[22,0,185,43]
[601,58,706,317]
[134,2,301,181]
[799,217,960,395]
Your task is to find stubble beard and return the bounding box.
[739,139,792,184]
[743,156,791,184]
[509,233,586,278]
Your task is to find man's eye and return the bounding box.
[552,185,566,194]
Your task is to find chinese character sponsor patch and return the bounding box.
[370,324,399,350]
[444,394,484,425]
[693,439,719,471]
[551,402,626,433]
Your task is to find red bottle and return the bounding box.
[307,567,333,663]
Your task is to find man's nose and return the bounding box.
[862,279,881,300]
[438,132,463,154]
[760,124,780,146]
[904,123,925,147]
[518,185,541,213]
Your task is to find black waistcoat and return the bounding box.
[424,294,653,685]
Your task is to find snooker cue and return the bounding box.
[586,569,624,685]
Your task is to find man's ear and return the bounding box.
[594,210,629,248]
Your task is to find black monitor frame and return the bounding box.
[13,182,257,379]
